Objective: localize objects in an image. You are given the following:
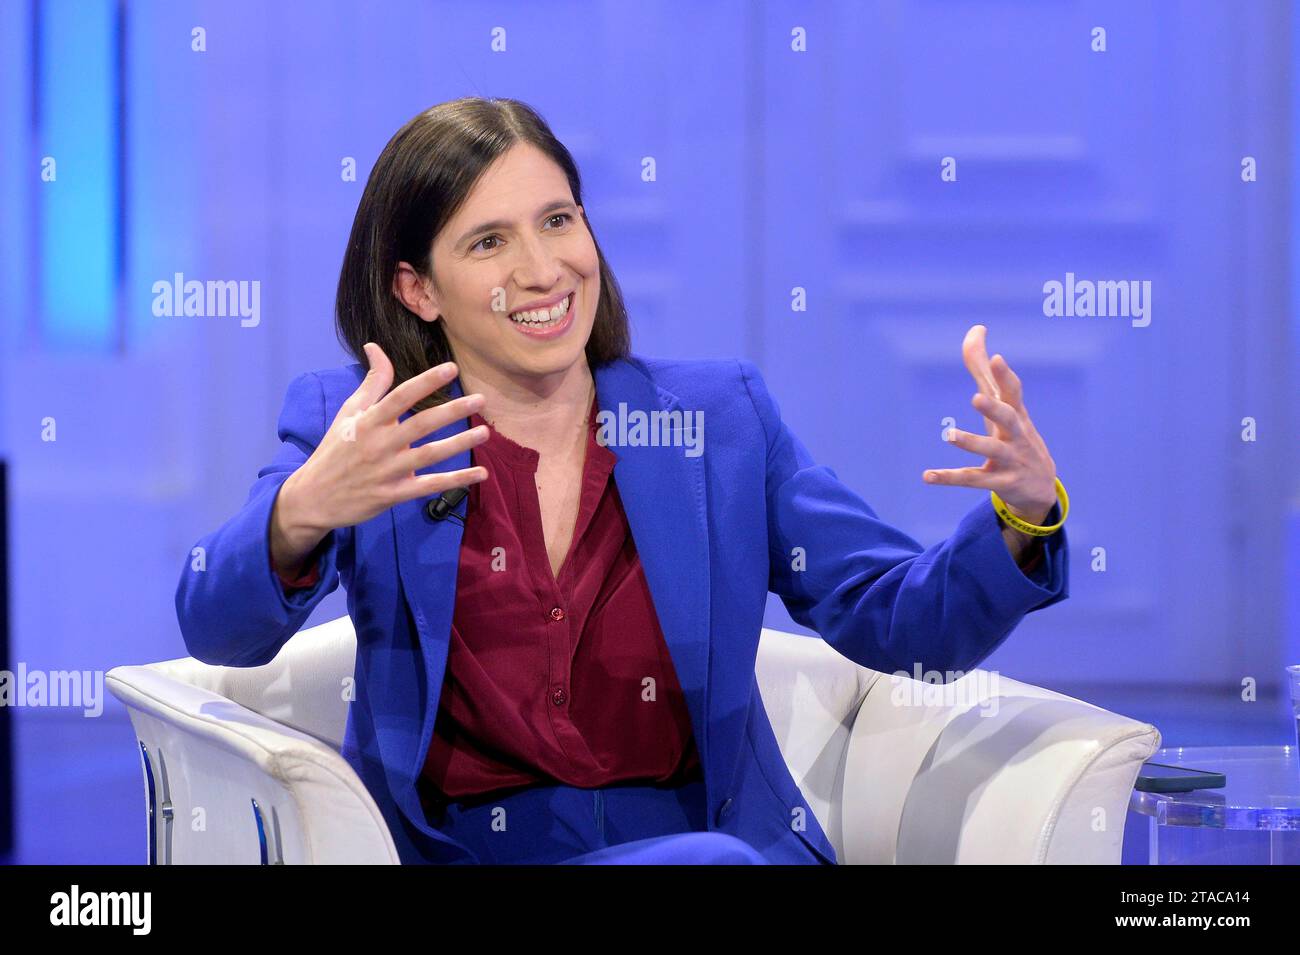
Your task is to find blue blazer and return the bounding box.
[175,355,1069,864]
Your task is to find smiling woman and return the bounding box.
[175,95,1071,868]
[247,95,777,864]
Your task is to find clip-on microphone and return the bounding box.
[426,486,469,524]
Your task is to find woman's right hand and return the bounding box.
[270,342,489,575]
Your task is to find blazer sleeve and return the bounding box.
[738,358,1069,677]
[174,371,345,667]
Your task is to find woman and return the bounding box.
[175,97,1070,866]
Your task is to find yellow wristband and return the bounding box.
[991,477,1069,537]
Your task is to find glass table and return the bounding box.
[1126,745,1300,864]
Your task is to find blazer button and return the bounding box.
[549,607,565,621]
[551,687,567,706]
[715,797,733,825]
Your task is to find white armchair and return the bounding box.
[106,615,1160,864]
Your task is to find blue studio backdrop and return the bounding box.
[0,0,1296,863]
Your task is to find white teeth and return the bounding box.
[509,294,569,325]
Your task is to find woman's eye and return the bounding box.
[471,214,570,253]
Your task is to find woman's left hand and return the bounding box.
[922,324,1057,526]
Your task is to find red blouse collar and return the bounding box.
[468,392,615,472]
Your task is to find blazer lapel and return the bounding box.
[387,358,714,838]
[386,375,471,847]
[593,360,713,793]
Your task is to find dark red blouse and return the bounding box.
[274,394,702,804]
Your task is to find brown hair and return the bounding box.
[334,97,631,411]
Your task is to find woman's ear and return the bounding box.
[392,262,440,322]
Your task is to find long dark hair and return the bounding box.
[334,97,631,411]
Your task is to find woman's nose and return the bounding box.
[512,237,563,287]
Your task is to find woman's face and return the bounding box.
[396,141,602,388]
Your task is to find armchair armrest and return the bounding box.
[106,663,398,864]
[840,670,1161,863]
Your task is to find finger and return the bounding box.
[943,426,1006,462]
[972,392,1022,440]
[403,424,491,472]
[395,392,487,447]
[990,354,1026,415]
[371,360,459,421]
[961,324,1001,401]
[991,355,1047,451]
[390,466,489,506]
[921,465,1012,490]
[342,342,395,413]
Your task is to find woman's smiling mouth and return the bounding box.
[506,289,576,338]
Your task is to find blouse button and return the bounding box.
[549,606,565,621]
[551,687,568,706]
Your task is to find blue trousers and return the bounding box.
[425,776,769,865]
